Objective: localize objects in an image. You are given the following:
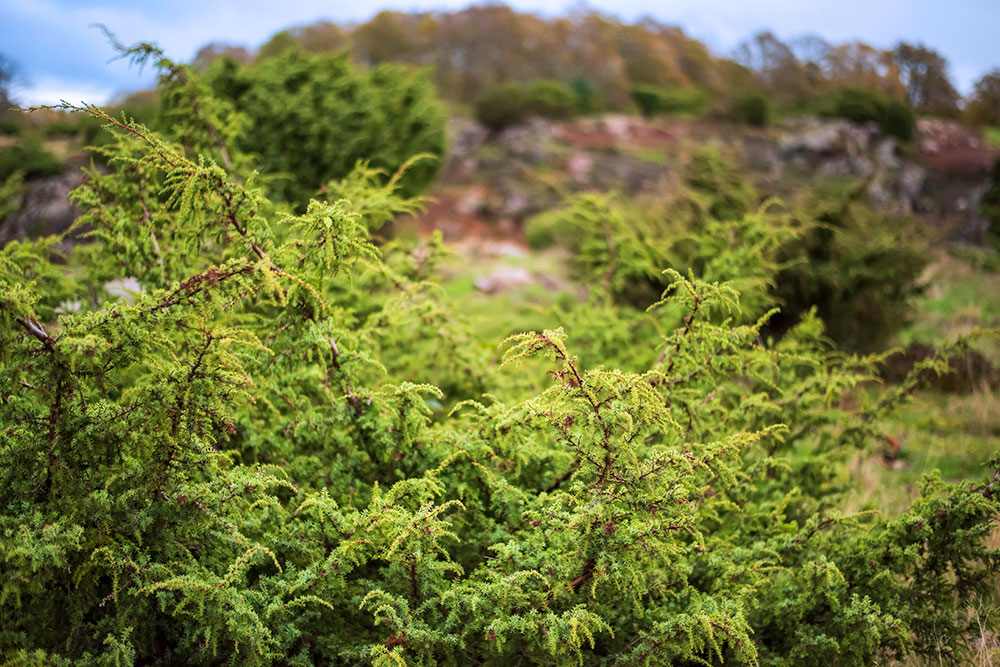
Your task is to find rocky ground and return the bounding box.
[3,113,997,254]
[404,114,998,249]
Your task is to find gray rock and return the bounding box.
[898,165,926,213]
[496,118,553,164]
[1,170,84,244]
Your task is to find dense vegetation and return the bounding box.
[201,49,446,206]
[1,34,998,667]
[527,149,928,352]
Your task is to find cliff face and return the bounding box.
[409,114,998,246]
[0,170,84,246]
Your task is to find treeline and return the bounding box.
[193,6,1000,126]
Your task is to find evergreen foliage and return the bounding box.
[474,82,533,133]
[768,185,928,351]
[534,149,928,352]
[522,80,578,120]
[0,169,23,227]
[200,48,446,207]
[569,76,601,114]
[1,37,998,667]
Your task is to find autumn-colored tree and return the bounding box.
[293,21,349,55]
[891,42,961,117]
[191,42,253,71]
[822,41,906,100]
[199,9,987,126]
[965,69,1000,127]
[351,11,417,66]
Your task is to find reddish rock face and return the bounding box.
[917,118,999,176]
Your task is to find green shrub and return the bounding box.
[0,37,997,667]
[686,147,758,221]
[40,116,78,138]
[823,87,887,125]
[474,80,576,133]
[569,74,600,114]
[682,159,928,351]
[0,135,64,181]
[202,50,447,206]
[822,87,916,141]
[474,82,530,132]
[523,79,576,120]
[882,98,916,141]
[523,209,559,250]
[541,151,927,352]
[0,169,22,219]
[730,92,772,127]
[0,112,22,136]
[768,197,928,351]
[630,84,708,118]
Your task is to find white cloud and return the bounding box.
[16,77,119,107]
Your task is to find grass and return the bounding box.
[439,241,575,341]
[985,126,1000,149]
[842,386,1000,518]
[845,386,999,666]
[898,250,1000,358]
[623,145,668,163]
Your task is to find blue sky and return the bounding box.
[2,0,998,105]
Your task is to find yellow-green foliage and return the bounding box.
[630,84,709,118]
[534,149,927,352]
[0,38,998,667]
[0,169,22,220]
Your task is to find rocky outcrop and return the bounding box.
[772,116,998,242]
[776,118,921,212]
[5,114,997,249]
[1,170,84,245]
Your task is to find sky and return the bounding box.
[2,0,998,106]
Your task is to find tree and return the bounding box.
[966,69,1000,126]
[0,54,19,110]
[293,21,348,55]
[790,33,831,68]
[891,42,960,117]
[351,11,417,65]
[191,42,252,71]
[822,41,906,100]
[734,31,810,102]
